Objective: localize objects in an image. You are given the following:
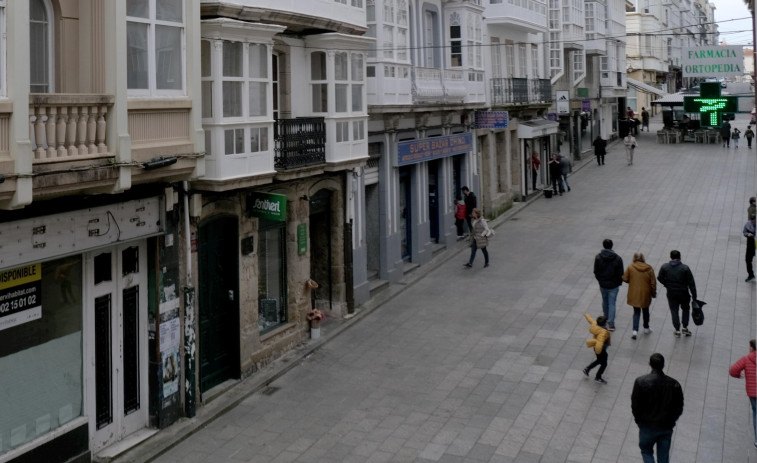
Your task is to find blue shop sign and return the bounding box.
[397,133,473,166]
[475,111,508,129]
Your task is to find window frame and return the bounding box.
[30,0,53,94]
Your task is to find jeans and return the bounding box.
[562,174,570,191]
[552,176,564,194]
[599,286,619,325]
[469,241,489,266]
[751,397,757,444]
[639,426,673,463]
[626,147,634,165]
[585,347,607,379]
[667,293,690,330]
[633,307,650,331]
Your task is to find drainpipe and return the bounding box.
[182,181,196,418]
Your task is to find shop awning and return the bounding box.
[651,92,685,107]
[627,77,667,97]
[517,119,559,138]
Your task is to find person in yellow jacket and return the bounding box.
[583,314,611,384]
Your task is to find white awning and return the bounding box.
[517,119,559,138]
[627,77,667,97]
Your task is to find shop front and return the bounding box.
[517,120,560,197]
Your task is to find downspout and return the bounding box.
[182,181,196,418]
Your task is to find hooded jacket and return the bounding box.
[594,249,624,289]
[657,260,697,299]
[622,261,657,308]
[632,369,684,430]
[584,314,610,355]
[730,350,757,398]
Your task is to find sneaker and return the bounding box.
[463,263,472,268]
[484,263,489,268]
[682,327,692,336]
[644,328,652,334]
[631,331,637,340]
[582,368,589,377]
[746,275,755,282]
[595,378,607,385]
[608,323,615,332]
[674,330,681,337]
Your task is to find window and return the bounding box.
[258,221,287,333]
[222,41,243,117]
[531,45,539,78]
[450,22,461,67]
[127,0,185,95]
[250,127,268,152]
[201,40,212,118]
[248,44,268,117]
[336,121,350,142]
[351,54,364,112]
[311,52,328,113]
[224,128,244,155]
[353,120,365,140]
[518,45,527,77]
[30,0,52,93]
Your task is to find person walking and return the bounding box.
[744,215,756,282]
[593,135,607,166]
[632,353,684,463]
[657,250,697,337]
[462,186,477,235]
[622,252,657,339]
[721,119,732,147]
[594,239,624,331]
[624,132,637,166]
[732,127,741,148]
[745,126,754,149]
[729,339,757,448]
[463,208,491,268]
[454,195,466,240]
[529,151,541,191]
[548,153,564,196]
[749,196,756,219]
[582,314,610,384]
[559,153,572,192]
[641,107,650,132]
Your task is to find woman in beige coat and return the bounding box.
[622,252,657,339]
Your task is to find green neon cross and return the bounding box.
[683,82,738,127]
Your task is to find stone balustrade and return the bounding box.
[29,94,115,162]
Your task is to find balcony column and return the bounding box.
[56,107,68,157]
[67,107,79,157]
[87,106,97,154]
[77,106,89,155]
[46,106,57,158]
[97,105,108,154]
[33,107,46,159]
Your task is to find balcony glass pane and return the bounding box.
[201,41,211,77]
[223,82,242,117]
[30,0,49,93]
[155,25,182,90]
[223,41,243,77]
[352,84,363,112]
[201,81,213,118]
[312,84,328,112]
[250,127,268,152]
[351,54,364,81]
[335,84,348,112]
[249,82,267,117]
[127,22,149,89]
[126,0,149,18]
[335,53,348,81]
[224,128,244,155]
[156,0,183,23]
[311,52,327,80]
[249,44,267,79]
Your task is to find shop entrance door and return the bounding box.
[86,242,148,452]
[199,216,240,392]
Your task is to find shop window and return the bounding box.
[258,221,287,333]
[0,256,83,454]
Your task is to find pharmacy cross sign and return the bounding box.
[682,82,738,127]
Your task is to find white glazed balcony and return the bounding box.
[203,123,276,180]
[485,0,548,33]
[411,67,474,104]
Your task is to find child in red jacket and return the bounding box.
[730,339,757,447]
[455,195,466,239]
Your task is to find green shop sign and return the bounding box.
[682,45,744,78]
[248,192,287,222]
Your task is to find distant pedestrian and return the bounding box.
[463,208,491,268]
[657,250,697,337]
[582,314,610,384]
[593,135,607,166]
[733,127,741,148]
[721,119,732,147]
[729,339,757,448]
[748,196,756,219]
[559,153,572,192]
[624,133,637,166]
[454,195,466,239]
[622,252,657,339]
[462,186,477,234]
[548,153,564,196]
[744,215,755,282]
[632,353,684,463]
[641,107,650,132]
[627,106,635,119]
[529,151,541,191]
[594,239,624,331]
[745,126,754,149]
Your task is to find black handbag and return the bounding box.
[691,299,706,326]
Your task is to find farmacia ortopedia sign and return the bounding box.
[682,45,744,78]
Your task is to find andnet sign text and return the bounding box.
[682,46,744,78]
[248,192,287,222]
[397,133,473,166]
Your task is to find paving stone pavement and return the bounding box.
[150,116,756,463]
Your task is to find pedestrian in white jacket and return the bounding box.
[624,133,637,166]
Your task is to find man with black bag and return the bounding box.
[658,250,697,338]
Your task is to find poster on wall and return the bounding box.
[160,317,181,397]
[0,264,42,331]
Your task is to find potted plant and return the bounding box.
[307,309,325,339]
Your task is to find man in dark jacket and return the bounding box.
[657,250,697,337]
[594,239,624,331]
[461,186,477,235]
[592,136,607,166]
[632,353,684,463]
[745,216,756,282]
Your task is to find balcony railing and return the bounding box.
[490,78,552,106]
[29,94,115,162]
[274,117,326,170]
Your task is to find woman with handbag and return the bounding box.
[622,252,656,339]
[623,133,637,166]
[464,208,493,269]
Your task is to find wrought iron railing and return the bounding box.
[490,78,553,106]
[274,117,326,170]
